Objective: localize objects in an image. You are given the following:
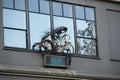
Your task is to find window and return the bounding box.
[4,29,26,48]
[2,0,97,57]
[75,6,85,19]
[3,0,26,48]
[53,2,62,16]
[29,13,50,48]
[15,0,25,10]
[3,9,26,29]
[75,6,97,56]
[63,4,73,17]
[29,0,39,12]
[40,0,50,14]
[3,0,13,8]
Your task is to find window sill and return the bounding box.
[3,46,32,52]
[73,54,101,60]
[110,59,120,62]
[3,46,101,60]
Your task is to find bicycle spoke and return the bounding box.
[32,43,40,50]
[64,43,74,54]
[40,40,53,52]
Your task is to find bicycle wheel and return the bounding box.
[39,39,54,52]
[62,34,70,41]
[64,42,74,54]
[32,42,40,50]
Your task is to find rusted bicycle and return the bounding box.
[32,26,74,55]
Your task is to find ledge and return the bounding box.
[110,59,120,62]
[0,64,120,80]
[103,0,120,3]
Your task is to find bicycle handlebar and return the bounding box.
[41,26,68,41]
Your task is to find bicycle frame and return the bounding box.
[32,26,74,54]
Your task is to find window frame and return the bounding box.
[2,0,28,49]
[74,4,98,57]
[2,0,99,58]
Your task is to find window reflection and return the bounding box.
[29,13,50,48]
[77,38,96,55]
[15,0,25,10]
[63,4,72,17]
[40,0,50,14]
[29,0,39,12]
[4,29,26,48]
[3,0,13,8]
[53,2,62,16]
[75,6,85,19]
[3,9,26,29]
[76,20,96,38]
[85,7,95,21]
[53,16,75,48]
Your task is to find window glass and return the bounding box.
[54,16,75,50]
[53,2,62,16]
[2,0,97,56]
[40,0,50,14]
[3,0,13,8]
[77,38,96,56]
[76,20,96,38]
[85,7,95,21]
[4,29,26,48]
[75,6,85,19]
[3,9,26,29]
[29,13,50,48]
[29,0,39,12]
[15,0,25,10]
[63,4,72,17]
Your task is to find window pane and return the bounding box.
[63,4,72,17]
[54,16,75,51]
[77,38,96,56]
[75,6,85,19]
[29,13,50,48]
[76,20,96,38]
[40,0,49,14]
[29,0,39,12]
[3,9,26,29]
[4,29,26,48]
[15,0,25,10]
[53,2,62,16]
[85,7,95,21]
[3,0,13,8]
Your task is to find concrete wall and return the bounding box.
[0,0,120,80]
[0,75,60,80]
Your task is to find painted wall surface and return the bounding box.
[0,75,60,80]
[0,0,120,79]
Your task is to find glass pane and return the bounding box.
[77,38,96,56]
[3,0,13,8]
[75,6,85,19]
[4,29,26,48]
[76,20,96,38]
[40,0,49,14]
[63,4,72,17]
[51,57,65,66]
[3,9,26,29]
[85,7,95,21]
[29,13,50,48]
[53,2,62,16]
[29,0,39,12]
[54,16,75,52]
[15,0,25,10]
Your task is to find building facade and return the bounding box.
[0,0,120,80]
